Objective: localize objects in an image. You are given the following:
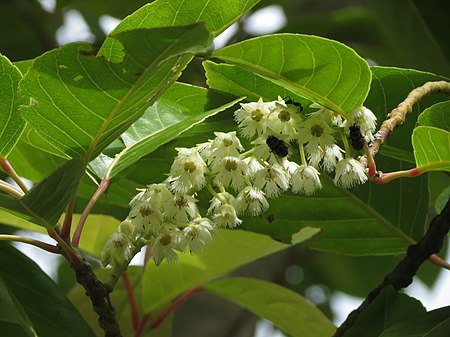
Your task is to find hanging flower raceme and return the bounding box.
[101,97,374,268]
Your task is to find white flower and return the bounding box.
[291,165,322,195]
[266,101,302,139]
[169,147,207,193]
[235,98,271,138]
[334,158,368,188]
[151,224,185,265]
[128,199,163,236]
[243,155,265,178]
[212,204,242,228]
[347,106,377,142]
[297,113,337,166]
[208,191,236,214]
[233,186,269,216]
[212,156,248,190]
[322,144,344,173]
[309,103,345,127]
[251,135,272,162]
[183,218,214,254]
[209,131,244,165]
[164,193,198,224]
[252,165,290,198]
[100,232,133,267]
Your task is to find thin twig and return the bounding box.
[361,81,450,171]
[0,158,29,193]
[72,177,110,247]
[0,179,24,198]
[150,286,203,330]
[61,197,75,239]
[122,272,139,332]
[0,234,60,253]
[333,197,450,337]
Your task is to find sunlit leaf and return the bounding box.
[142,227,321,312]
[89,82,242,178]
[211,34,371,116]
[0,54,26,158]
[20,25,211,162]
[418,101,450,130]
[98,0,260,61]
[412,126,450,171]
[204,277,336,337]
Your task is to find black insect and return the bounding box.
[266,136,289,157]
[284,97,303,112]
[349,124,365,151]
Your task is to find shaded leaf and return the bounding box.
[0,243,96,337]
[204,277,335,337]
[412,126,450,171]
[369,0,450,77]
[89,82,242,178]
[0,275,37,337]
[379,306,450,337]
[211,34,371,116]
[0,159,84,228]
[142,227,321,312]
[20,24,211,162]
[342,287,425,337]
[0,54,26,158]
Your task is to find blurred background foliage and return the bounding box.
[1,0,449,336]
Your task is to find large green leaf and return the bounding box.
[0,243,96,337]
[0,159,84,228]
[204,277,335,337]
[142,227,320,312]
[0,275,36,337]
[341,287,425,337]
[379,306,450,337]
[0,54,26,158]
[211,34,372,116]
[369,0,450,77]
[412,127,450,171]
[98,0,260,62]
[412,101,450,171]
[20,24,211,163]
[89,82,242,179]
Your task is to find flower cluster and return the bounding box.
[101,97,376,267]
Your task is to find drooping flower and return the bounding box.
[235,98,272,138]
[168,147,207,193]
[291,165,322,195]
[233,186,269,216]
[266,99,303,139]
[252,164,290,198]
[346,106,377,142]
[212,156,248,190]
[164,193,199,224]
[212,204,242,228]
[183,217,215,254]
[334,158,368,188]
[151,224,185,265]
[209,132,245,165]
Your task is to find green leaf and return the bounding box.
[342,287,425,337]
[89,82,242,178]
[0,243,96,337]
[0,275,37,337]
[204,277,335,337]
[142,227,321,312]
[379,306,450,337]
[98,0,260,61]
[418,101,450,130]
[0,159,84,228]
[412,126,450,171]
[20,24,211,162]
[211,34,372,116]
[413,101,450,172]
[369,0,450,77]
[0,54,26,158]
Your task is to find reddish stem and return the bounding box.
[61,198,75,239]
[135,315,149,337]
[150,286,203,330]
[72,178,110,247]
[122,272,139,332]
[0,158,29,193]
